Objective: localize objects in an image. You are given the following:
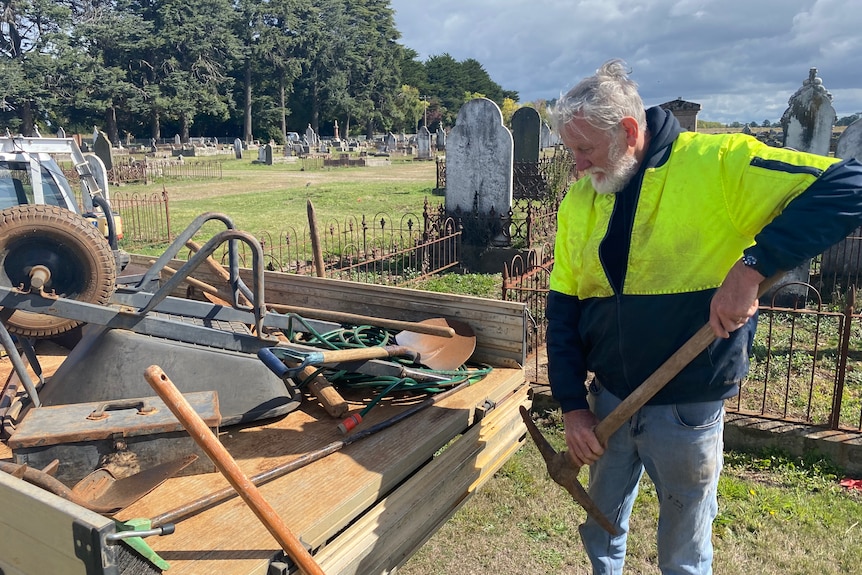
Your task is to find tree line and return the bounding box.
[0,0,533,146]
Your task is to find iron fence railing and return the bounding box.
[503,250,862,433]
[207,199,460,286]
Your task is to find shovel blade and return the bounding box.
[72,454,199,513]
[395,318,476,371]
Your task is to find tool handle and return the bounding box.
[299,366,349,418]
[144,365,327,575]
[594,273,783,446]
[316,345,416,364]
[258,347,292,378]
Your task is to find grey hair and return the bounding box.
[551,59,646,135]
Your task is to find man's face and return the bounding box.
[560,116,639,194]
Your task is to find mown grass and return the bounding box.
[400,404,862,575]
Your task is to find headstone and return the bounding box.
[774,67,837,305]
[386,133,397,153]
[56,127,66,139]
[305,124,317,147]
[333,120,340,141]
[234,138,243,159]
[263,143,273,165]
[821,117,862,283]
[151,138,157,153]
[416,126,432,159]
[540,122,552,149]
[511,106,541,163]
[174,134,182,146]
[781,68,835,155]
[836,117,862,162]
[446,97,513,246]
[436,126,446,151]
[92,130,113,171]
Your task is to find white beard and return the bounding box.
[588,140,639,195]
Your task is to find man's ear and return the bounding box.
[620,116,640,146]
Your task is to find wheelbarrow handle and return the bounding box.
[258,346,418,378]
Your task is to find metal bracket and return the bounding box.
[72,520,120,575]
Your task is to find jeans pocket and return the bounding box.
[673,401,723,429]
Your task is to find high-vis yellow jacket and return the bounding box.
[547,107,862,412]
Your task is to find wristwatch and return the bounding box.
[741,253,758,268]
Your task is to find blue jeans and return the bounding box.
[579,380,724,575]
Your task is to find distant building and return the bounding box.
[659,97,702,132]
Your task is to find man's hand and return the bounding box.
[563,409,603,466]
[709,258,765,338]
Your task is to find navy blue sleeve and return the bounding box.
[745,158,862,277]
[546,289,589,412]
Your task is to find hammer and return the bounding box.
[523,274,781,534]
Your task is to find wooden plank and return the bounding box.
[126,257,528,367]
[110,366,525,575]
[314,382,530,575]
[0,470,115,575]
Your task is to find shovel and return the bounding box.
[0,455,198,514]
[258,317,477,377]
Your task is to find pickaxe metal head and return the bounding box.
[519,405,617,535]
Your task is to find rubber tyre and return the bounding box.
[0,205,116,338]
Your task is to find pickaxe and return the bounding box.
[522,274,781,534]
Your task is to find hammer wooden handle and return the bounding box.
[296,366,349,418]
[144,365,327,575]
[594,273,782,446]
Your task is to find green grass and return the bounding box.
[400,410,862,575]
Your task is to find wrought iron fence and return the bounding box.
[210,198,461,286]
[64,157,224,186]
[111,189,172,245]
[503,248,862,433]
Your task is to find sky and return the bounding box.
[389,0,862,125]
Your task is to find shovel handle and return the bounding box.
[259,346,417,377]
[144,365,327,575]
[594,273,783,446]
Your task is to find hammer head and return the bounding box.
[519,406,617,535]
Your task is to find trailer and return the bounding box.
[0,245,529,574]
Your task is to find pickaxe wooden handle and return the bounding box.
[524,273,782,533]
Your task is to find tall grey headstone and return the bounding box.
[305,124,317,147]
[416,126,432,159]
[540,122,551,149]
[234,138,243,159]
[511,107,541,163]
[386,133,397,152]
[446,98,513,245]
[93,130,113,171]
[822,117,862,281]
[263,143,273,165]
[775,67,837,304]
[781,68,835,155]
[56,127,66,139]
[836,117,862,162]
[436,126,446,150]
[174,134,182,146]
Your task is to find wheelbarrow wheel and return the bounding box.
[0,205,116,338]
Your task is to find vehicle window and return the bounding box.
[0,161,33,205]
[40,161,75,208]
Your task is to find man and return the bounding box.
[546,58,862,575]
